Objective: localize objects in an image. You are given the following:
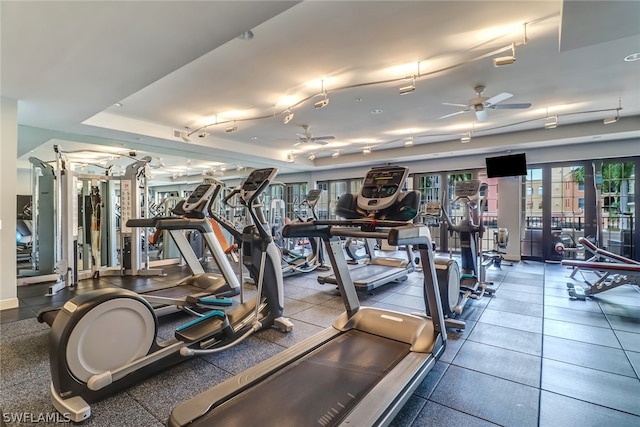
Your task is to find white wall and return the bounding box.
[16,168,31,195]
[1,97,19,309]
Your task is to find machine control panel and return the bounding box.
[358,166,409,211]
[241,168,278,202]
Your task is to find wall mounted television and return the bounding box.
[485,153,527,178]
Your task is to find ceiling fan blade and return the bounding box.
[475,109,489,122]
[442,102,469,108]
[438,110,467,120]
[312,135,335,141]
[491,102,532,109]
[292,141,302,147]
[313,140,329,146]
[296,133,308,139]
[484,92,513,106]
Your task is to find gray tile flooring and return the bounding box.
[1,259,639,426]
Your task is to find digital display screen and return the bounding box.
[242,168,275,192]
[361,168,405,199]
[187,184,210,203]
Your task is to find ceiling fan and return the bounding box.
[293,124,335,147]
[438,85,531,122]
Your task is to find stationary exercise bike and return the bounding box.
[44,168,293,422]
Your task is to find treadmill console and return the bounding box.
[305,189,323,207]
[241,168,278,203]
[358,166,409,211]
[182,182,217,213]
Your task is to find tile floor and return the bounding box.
[1,259,639,426]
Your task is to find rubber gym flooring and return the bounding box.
[1,259,639,426]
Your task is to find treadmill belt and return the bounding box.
[322,264,403,286]
[191,329,410,427]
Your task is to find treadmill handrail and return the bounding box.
[155,218,213,233]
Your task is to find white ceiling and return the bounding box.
[2,1,639,183]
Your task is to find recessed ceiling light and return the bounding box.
[355,97,363,102]
[370,108,383,115]
[251,136,258,140]
[623,52,640,62]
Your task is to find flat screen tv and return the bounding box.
[485,153,527,178]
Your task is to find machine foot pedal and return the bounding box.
[198,296,233,307]
[175,310,230,343]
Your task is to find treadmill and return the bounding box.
[168,165,447,427]
[317,181,418,291]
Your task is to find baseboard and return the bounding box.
[0,297,19,311]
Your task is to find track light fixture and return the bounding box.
[545,115,558,129]
[308,153,316,160]
[315,80,329,109]
[225,122,238,133]
[198,127,209,138]
[283,110,294,124]
[404,136,414,147]
[314,95,329,109]
[286,152,295,163]
[363,146,371,155]
[604,99,622,124]
[493,43,516,67]
[460,132,471,143]
[399,76,416,95]
[331,150,340,158]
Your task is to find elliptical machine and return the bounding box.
[437,180,496,318]
[44,168,293,422]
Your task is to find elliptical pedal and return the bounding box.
[175,310,232,343]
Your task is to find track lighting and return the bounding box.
[314,96,329,109]
[604,99,622,124]
[283,110,294,124]
[404,136,414,147]
[545,115,558,129]
[460,132,471,143]
[363,146,371,155]
[331,150,340,158]
[315,80,329,109]
[399,77,416,95]
[198,128,209,138]
[286,152,295,163]
[604,115,619,125]
[225,122,238,133]
[493,43,516,67]
[308,153,316,160]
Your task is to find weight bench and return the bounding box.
[562,259,640,300]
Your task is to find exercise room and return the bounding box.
[1,1,639,426]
